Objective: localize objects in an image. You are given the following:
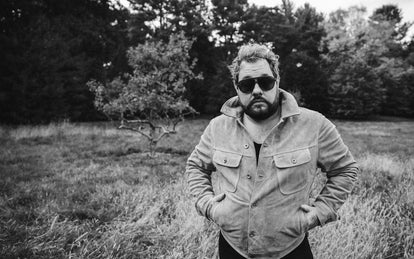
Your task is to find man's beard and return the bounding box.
[242,96,279,121]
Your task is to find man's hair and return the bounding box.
[229,43,280,83]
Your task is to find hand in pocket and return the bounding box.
[300,204,320,231]
[207,193,226,221]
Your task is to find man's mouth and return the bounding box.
[251,99,266,104]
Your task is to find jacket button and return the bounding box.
[292,158,297,164]
[249,231,255,237]
[252,202,257,207]
[244,144,249,149]
[246,174,251,179]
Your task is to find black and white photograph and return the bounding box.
[1,0,413,258]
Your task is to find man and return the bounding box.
[186,43,358,259]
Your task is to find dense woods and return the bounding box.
[1,0,414,123]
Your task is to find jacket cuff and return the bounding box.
[313,200,337,226]
[195,194,214,219]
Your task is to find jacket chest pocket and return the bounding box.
[274,148,311,195]
[213,150,242,193]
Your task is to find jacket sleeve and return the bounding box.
[314,115,358,226]
[186,120,216,219]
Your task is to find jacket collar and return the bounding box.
[220,88,300,119]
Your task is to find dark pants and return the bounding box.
[219,232,314,259]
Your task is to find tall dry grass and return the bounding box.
[0,119,413,258]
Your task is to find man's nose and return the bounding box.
[252,82,263,95]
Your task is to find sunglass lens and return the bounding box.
[258,77,275,91]
[238,79,255,93]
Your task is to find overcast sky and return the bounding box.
[251,0,414,37]
[250,0,414,22]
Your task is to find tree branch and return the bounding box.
[154,126,176,143]
[122,119,160,130]
[118,124,152,141]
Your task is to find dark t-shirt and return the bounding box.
[253,142,261,165]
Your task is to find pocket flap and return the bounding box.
[274,149,311,168]
[213,150,242,167]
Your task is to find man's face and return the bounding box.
[235,59,279,121]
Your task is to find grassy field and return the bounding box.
[0,119,413,259]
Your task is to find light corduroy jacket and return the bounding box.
[186,89,358,258]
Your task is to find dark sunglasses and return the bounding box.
[236,76,276,94]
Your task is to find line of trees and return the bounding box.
[1,0,414,124]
